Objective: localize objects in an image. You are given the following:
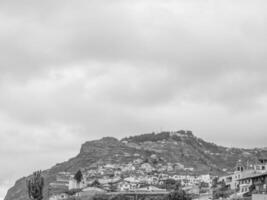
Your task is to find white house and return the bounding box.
[141,163,154,173]
[68,176,87,190]
[118,181,139,191]
[124,177,140,183]
[198,174,211,186]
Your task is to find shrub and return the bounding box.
[165,188,192,200]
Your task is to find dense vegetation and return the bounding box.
[212,178,234,199]
[122,130,193,143]
[122,132,170,143]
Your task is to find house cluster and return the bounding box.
[68,162,211,191]
[48,156,212,200]
[219,158,267,197]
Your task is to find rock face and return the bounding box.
[4,131,267,200]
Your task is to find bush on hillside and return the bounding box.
[165,187,192,200]
[123,132,171,143]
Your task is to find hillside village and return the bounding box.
[49,155,267,200]
[5,131,267,200]
[49,153,212,200]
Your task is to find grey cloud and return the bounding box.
[1,0,266,76]
[0,0,266,140]
[0,0,266,108]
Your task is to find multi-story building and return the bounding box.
[237,171,267,196]
[219,160,247,190]
[219,158,267,193]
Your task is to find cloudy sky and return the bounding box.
[1,0,267,199]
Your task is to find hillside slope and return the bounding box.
[4,131,267,200]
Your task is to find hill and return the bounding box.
[4,130,267,200]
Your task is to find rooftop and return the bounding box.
[238,171,267,181]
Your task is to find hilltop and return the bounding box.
[4,130,267,200]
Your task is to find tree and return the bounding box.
[165,179,180,190]
[26,171,44,200]
[74,170,83,183]
[211,177,218,189]
[109,183,118,192]
[90,179,101,188]
[199,181,209,189]
[212,179,231,199]
[166,186,192,200]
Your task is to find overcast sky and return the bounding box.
[1,0,267,199]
